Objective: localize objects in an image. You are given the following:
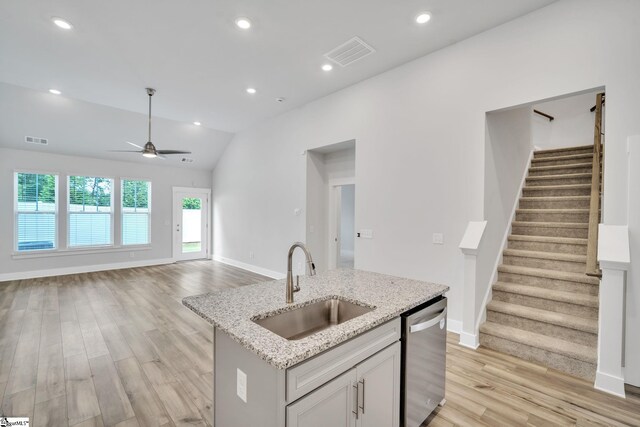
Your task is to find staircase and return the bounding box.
[479,144,601,380]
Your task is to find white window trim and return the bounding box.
[13,170,59,253]
[121,178,152,246]
[67,175,115,249]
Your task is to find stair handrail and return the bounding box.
[586,92,604,277]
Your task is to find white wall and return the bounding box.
[211,0,640,367]
[532,91,600,150]
[477,107,533,318]
[626,136,640,385]
[341,184,355,256]
[0,148,212,279]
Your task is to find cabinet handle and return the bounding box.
[359,379,365,414]
[352,382,359,420]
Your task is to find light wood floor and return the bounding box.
[0,261,639,426]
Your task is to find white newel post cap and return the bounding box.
[459,221,488,256]
[598,225,630,271]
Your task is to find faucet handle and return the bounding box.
[294,275,301,292]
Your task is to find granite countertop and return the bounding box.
[182,269,449,369]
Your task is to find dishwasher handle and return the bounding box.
[409,307,447,333]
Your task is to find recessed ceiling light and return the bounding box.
[52,17,73,30]
[235,18,251,29]
[321,64,333,72]
[416,13,431,24]
[246,87,257,94]
[193,121,201,126]
[49,89,61,95]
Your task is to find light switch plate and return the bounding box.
[360,229,374,239]
[237,368,247,403]
[433,233,444,245]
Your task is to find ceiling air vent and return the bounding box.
[181,158,194,163]
[25,136,48,145]
[324,37,376,67]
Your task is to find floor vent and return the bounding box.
[324,37,375,67]
[25,136,48,145]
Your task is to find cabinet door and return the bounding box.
[355,342,401,427]
[287,369,357,427]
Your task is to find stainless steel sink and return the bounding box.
[252,297,375,340]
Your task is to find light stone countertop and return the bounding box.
[182,269,449,369]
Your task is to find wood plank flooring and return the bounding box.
[0,261,639,426]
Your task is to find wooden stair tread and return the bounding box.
[520,196,592,201]
[516,208,590,213]
[526,173,593,181]
[508,235,588,245]
[503,248,586,263]
[497,264,600,285]
[492,282,599,308]
[480,321,597,364]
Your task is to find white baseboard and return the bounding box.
[595,371,626,398]
[0,258,175,282]
[459,331,480,349]
[213,255,285,280]
[447,318,462,334]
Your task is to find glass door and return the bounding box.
[173,190,209,261]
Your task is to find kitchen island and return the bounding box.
[183,269,449,427]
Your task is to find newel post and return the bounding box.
[595,224,630,397]
[458,221,488,349]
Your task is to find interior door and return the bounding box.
[173,190,209,261]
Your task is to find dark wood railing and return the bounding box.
[586,92,604,277]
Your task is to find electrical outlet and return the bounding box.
[433,233,444,245]
[237,368,247,403]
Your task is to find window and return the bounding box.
[15,172,58,251]
[68,176,113,247]
[122,180,151,245]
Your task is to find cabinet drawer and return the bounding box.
[286,318,400,402]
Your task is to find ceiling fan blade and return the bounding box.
[156,150,192,155]
[157,155,167,160]
[108,150,143,153]
[126,141,144,149]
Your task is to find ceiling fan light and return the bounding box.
[142,152,157,158]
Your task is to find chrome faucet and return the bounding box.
[286,242,316,303]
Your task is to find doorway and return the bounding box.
[329,182,355,269]
[173,187,210,261]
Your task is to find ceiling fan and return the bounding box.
[111,88,191,159]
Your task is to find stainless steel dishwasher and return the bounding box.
[401,296,447,427]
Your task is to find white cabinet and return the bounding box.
[287,342,400,427]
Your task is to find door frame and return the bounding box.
[172,186,211,261]
[327,178,355,270]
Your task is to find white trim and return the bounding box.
[0,257,174,283]
[172,187,212,261]
[479,148,534,329]
[213,255,285,280]
[459,331,480,349]
[446,318,462,334]
[327,178,356,270]
[595,370,626,398]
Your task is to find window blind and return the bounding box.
[68,176,113,247]
[15,172,57,251]
[122,180,151,245]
